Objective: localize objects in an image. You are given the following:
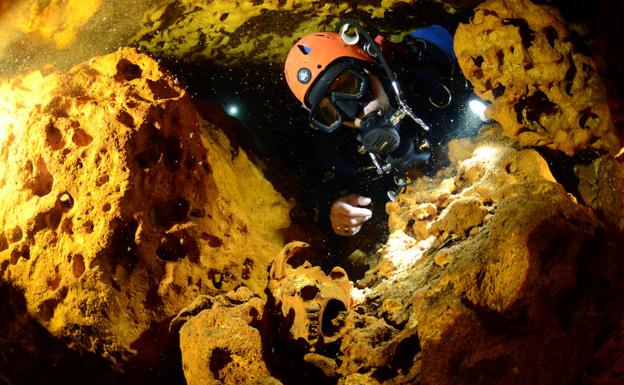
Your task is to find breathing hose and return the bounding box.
[337,19,431,132]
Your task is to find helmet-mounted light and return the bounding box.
[297,68,312,84]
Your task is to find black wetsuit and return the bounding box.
[301,25,481,268]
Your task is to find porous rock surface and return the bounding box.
[575,156,624,233]
[165,1,624,383]
[334,131,622,385]
[132,0,468,65]
[0,0,484,84]
[322,2,624,383]
[171,287,282,385]
[0,48,291,364]
[178,131,623,385]
[454,0,619,155]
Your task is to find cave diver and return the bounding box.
[283,20,482,249]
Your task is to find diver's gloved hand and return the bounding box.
[330,194,372,237]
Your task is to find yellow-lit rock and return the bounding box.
[454,0,620,155]
[576,156,624,232]
[0,0,469,82]
[19,0,102,49]
[132,0,459,64]
[0,0,15,16]
[333,129,622,384]
[172,287,282,385]
[0,47,291,364]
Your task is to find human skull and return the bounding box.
[268,242,352,346]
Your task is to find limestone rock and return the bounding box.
[132,0,463,65]
[0,279,120,385]
[0,0,14,16]
[454,0,620,155]
[175,287,282,385]
[0,0,478,82]
[163,131,624,385]
[336,132,623,384]
[576,157,624,232]
[0,48,291,365]
[584,316,624,385]
[18,0,103,49]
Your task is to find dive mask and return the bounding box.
[307,61,372,133]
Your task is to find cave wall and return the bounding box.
[327,1,624,384]
[131,0,470,65]
[357,131,622,385]
[0,47,291,365]
[0,0,476,78]
[170,1,623,384]
[454,0,619,155]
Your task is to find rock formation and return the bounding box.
[0,47,291,367]
[172,1,624,384]
[454,0,620,155]
[575,156,624,233]
[171,287,282,385]
[0,0,623,384]
[176,128,622,385]
[0,0,480,80]
[18,0,103,49]
[344,131,622,384]
[132,0,471,65]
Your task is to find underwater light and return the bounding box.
[469,99,487,121]
[226,104,239,116]
[473,146,499,162]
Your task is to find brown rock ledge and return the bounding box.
[0,47,291,366]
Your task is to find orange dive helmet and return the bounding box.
[284,32,375,117]
[284,32,376,132]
